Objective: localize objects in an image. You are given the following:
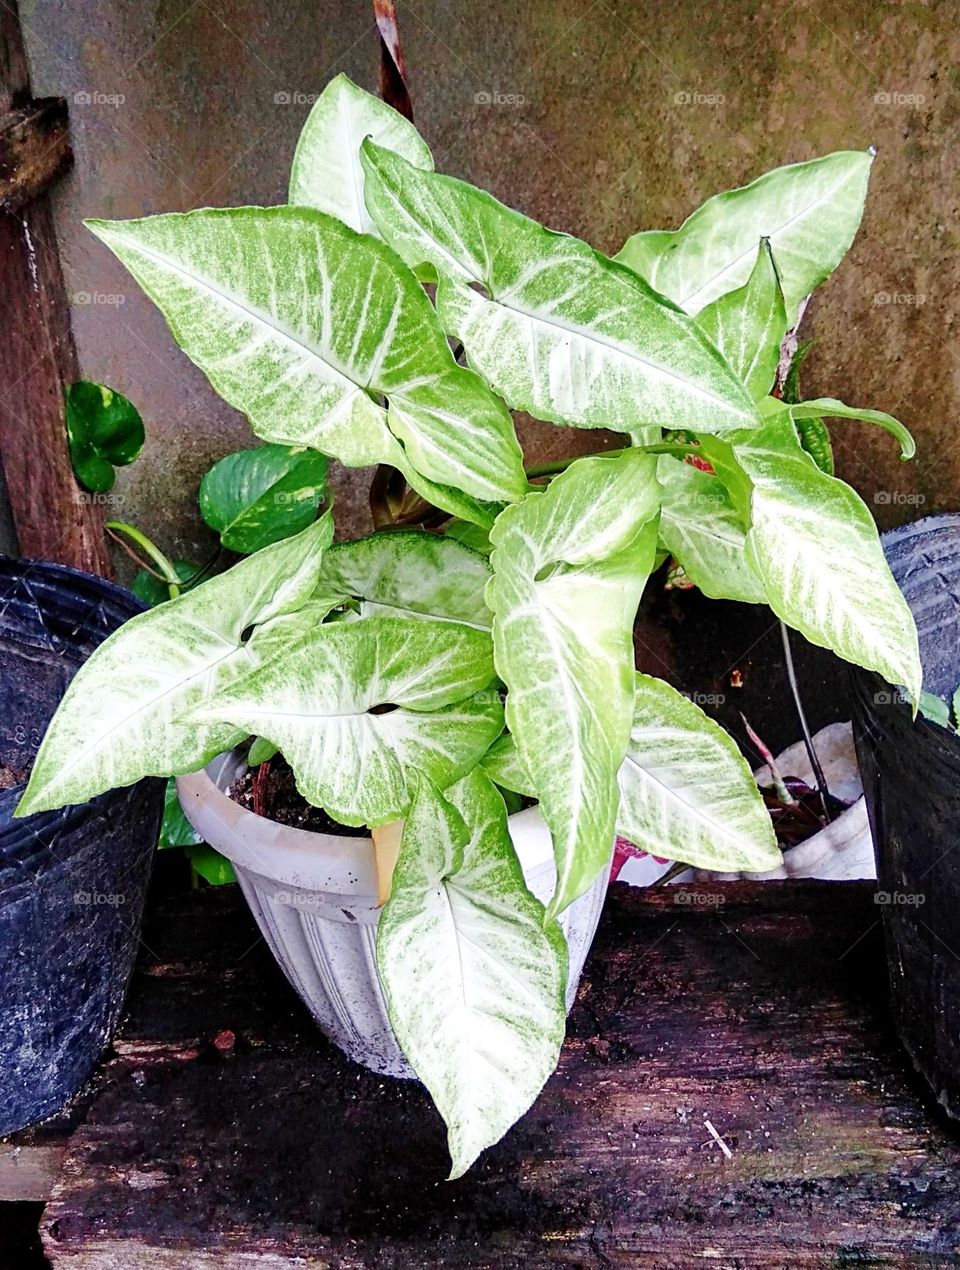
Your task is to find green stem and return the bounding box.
[524,441,699,481]
[106,521,181,599]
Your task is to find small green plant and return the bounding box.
[20,75,921,1176]
[65,380,144,492]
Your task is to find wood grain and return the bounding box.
[0,0,111,575]
[36,881,960,1267]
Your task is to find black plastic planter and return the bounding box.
[0,556,163,1136]
[851,514,960,1120]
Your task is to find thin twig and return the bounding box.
[105,525,167,582]
[780,622,832,822]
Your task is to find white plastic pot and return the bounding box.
[178,752,609,1079]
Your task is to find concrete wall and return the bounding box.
[9,0,960,742]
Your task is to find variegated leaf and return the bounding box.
[86,208,525,521]
[617,674,780,871]
[194,615,502,826]
[696,239,787,401]
[481,732,537,798]
[737,415,922,699]
[289,73,433,234]
[376,770,567,1178]
[762,396,915,460]
[16,515,334,816]
[361,141,758,439]
[321,530,492,628]
[488,450,662,917]
[615,150,873,322]
[199,442,328,553]
[657,456,764,604]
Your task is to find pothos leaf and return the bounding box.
[66,381,145,493]
[131,560,199,607]
[200,443,329,553]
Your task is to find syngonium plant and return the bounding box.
[17,75,921,1176]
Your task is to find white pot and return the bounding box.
[177,753,609,1079]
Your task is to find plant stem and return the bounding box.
[780,622,832,822]
[524,441,698,481]
[106,521,182,599]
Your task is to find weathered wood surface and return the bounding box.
[0,96,70,213]
[36,880,960,1268]
[0,0,111,576]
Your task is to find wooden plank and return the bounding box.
[37,881,960,1267]
[0,97,70,213]
[0,0,111,575]
[0,1141,66,1202]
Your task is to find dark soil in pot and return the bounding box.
[0,556,164,1136]
[851,514,960,1120]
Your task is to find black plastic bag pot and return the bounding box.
[0,557,163,1135]
[851,514,960,1119]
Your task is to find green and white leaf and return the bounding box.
[361,142,759,439]
[200,443,329,553]
[480,732,537,798]
[86,208,525,521]
[377,770,567,1178]
[736,415,922,699]
[289,73,433,235]
[488,450,662,917]
[193,615,502,826]
[16,515,334,816]
[657,455,765,604]
[615,150,874,322]
[764,396,915,461]
[617,675,780,872]
[320,530,492,628]
[696,239,787,401]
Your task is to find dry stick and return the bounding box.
[369,0,413,524]
[781,623,832,823]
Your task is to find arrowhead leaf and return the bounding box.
[736,415,922,699]
[617,674,780,872]
[195,615,502,826]
[657,456,765,604]
[16,514,334,816]
[361,141,758,439]
[289,73,433,235]
[696,239,787,401]
[616,150,874,323]
[488,450,662,917]
[320,530,492,628]
[376,770,567,1178]
[85,208,525,519]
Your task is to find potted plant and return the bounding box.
[851,515,960,1121]
[0,557,163,1135]
[17,75,922,1176]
